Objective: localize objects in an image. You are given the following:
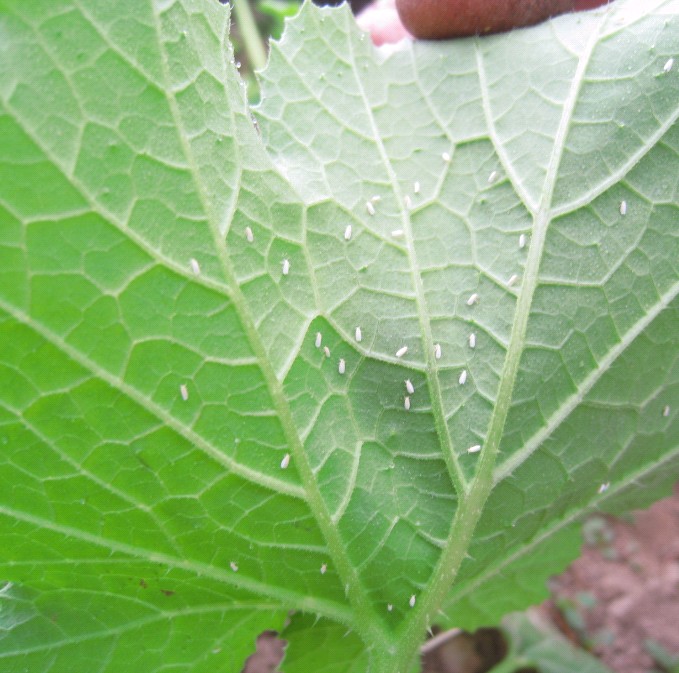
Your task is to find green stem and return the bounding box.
[485,656,532,673]
[370,649,417,673]
[232,0,267,72]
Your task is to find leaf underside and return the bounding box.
[0,0,677,670]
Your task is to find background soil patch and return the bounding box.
[548,484,679,672]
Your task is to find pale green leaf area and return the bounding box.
[0,0,677,670]
[496,612,615,673]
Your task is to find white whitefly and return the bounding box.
[664,57,674,73]
[404,195,412,210]
[663,405,671,417]
[190,258,200,275]
[507,274,519,287]
[409,594,416,608]
[320,563,327,575]
[488,170,498,184]
[620,200,627,216]
[338,358,346,374]
[466,293,479,306]
[519,233,527,249]
[315,332,322,348]
[404,396,411,411]
[344,224,352,241]
[405,379,415,395]
[396,346,408,358]
[387,604,393,612]
[467,444,481,454]
[458,370,467,385]
[442,151,451,162]
[598,482,610,494]
[391,229,404,238]
[355,326,362,342]
[434,343,442,360]
[179,384,189,401]
[280,453,290,469]
[413,181,421,194]
[469,333,476,349]
[282,258,290,276]
[323,346,331,357]
[245,226,254,243]
[230,561,239,572]
[371,195,381,203]
[366,201,376,216]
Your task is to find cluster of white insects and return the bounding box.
[183,162,532,467]
[178,129,663,605]
[308,174,508,475]
[163,46,678,623]
[269,162,538,491]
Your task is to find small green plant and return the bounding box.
[646,640,679,673]
[0,0,677,671]
[499,612,616,673]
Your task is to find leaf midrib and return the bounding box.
[147,0,385,643]
[387,15,607,667]
[0,1,369,635]
[471,13,606,497]
[342,11,467,502]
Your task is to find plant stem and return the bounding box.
[232,0,267,71]
[484,656,533,673]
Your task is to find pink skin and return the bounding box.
[357,0,612,45]
[356,0,411,46]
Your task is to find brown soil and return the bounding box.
[548,484,679,673]
[242,631,286,673]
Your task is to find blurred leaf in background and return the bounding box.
[230,0,371,100]
[259,0,304,39]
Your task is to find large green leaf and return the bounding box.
[0,0,677,670]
